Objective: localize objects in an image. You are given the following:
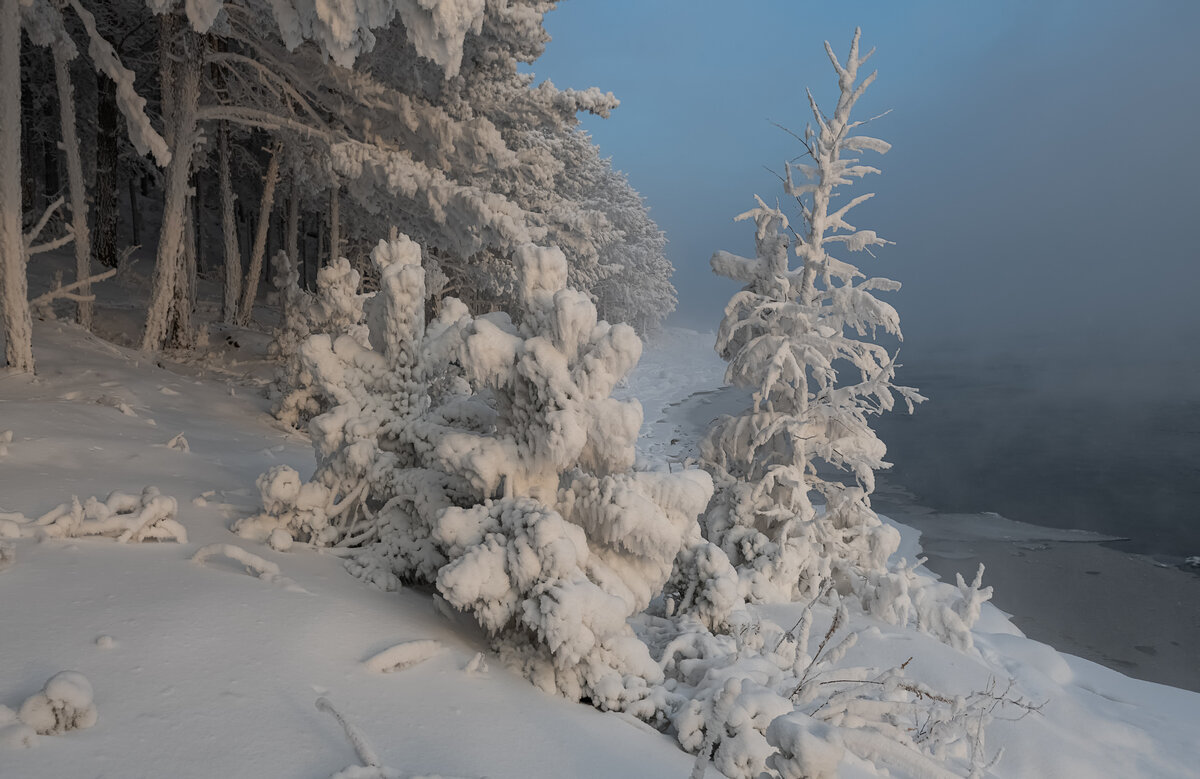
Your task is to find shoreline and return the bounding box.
[874,490,1200,694]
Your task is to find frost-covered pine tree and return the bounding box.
[238,232,473,554]
[702,29,924,605]
[426,243,712,706]
[250,232,713,710]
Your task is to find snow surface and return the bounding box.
[1,320,1198,777]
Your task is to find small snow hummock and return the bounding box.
[0,704,36,748]
[191,543,302,591]
[267,528,294,552]
[17,671,97,736]
[463,653,488,675]
[363,640,444,673]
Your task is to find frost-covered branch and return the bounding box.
[23,196,66,251]
[65,0,169,166]
[29,268,116,306]
[24,488,185,543]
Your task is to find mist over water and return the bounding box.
[872,337,1200,560]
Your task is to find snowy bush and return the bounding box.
[418,244,713,706]
[271,253,373,429]
[240,233,475,553]
[17,671,97,736]
[255,232,714,710]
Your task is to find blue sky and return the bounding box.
[533,0,1200,367]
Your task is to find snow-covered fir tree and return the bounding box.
[702,29,924,607]
[246,231,712,709]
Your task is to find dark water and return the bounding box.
[872,350,1200,561]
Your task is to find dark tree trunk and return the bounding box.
[94,75,120,268]
[128,177,140,246]
[41,95,59,203]
[20,53,37,217]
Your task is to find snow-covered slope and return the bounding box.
[1,321,1197,777]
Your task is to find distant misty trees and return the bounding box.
[0,0,677,373]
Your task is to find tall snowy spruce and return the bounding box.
[702,29,924,605]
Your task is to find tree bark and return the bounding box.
[170,198,196,348]
[53,43,94,330]
[1,0,34,372]
[235,142,280,326]
[219,123,241,323]
[141,18,201,352]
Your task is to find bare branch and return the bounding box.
[196,106,335,142]
[770,120,815,158]
[28,229,75,256]
[30,268,116,306]
[24,197,65,248]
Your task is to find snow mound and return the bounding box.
[191,544,303,591]
[0,704,37,748]
[364,640,445,673]
[17,671,97,736]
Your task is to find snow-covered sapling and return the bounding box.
[702,29,923,610]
